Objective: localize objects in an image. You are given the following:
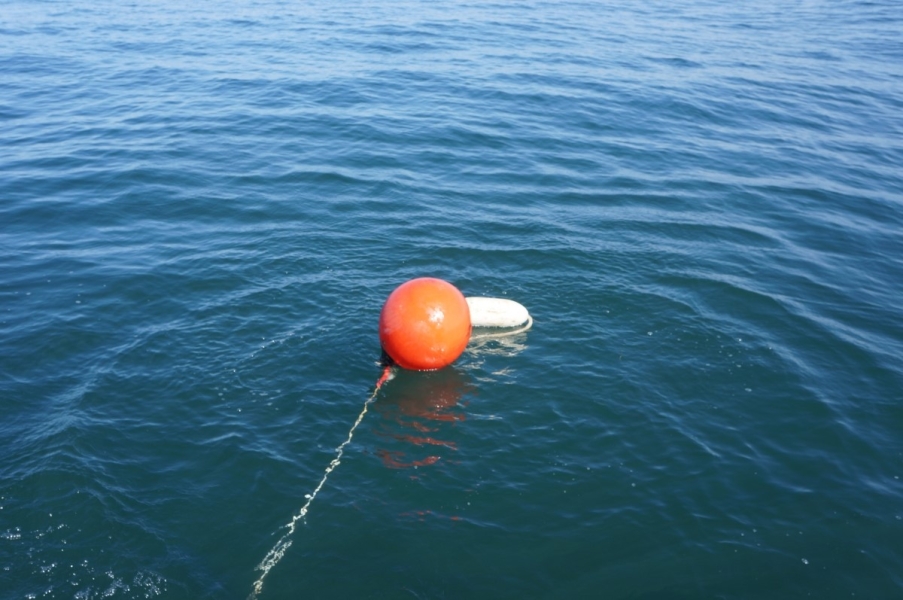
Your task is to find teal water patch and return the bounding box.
[2,0,903,598]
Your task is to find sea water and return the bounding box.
[2,1,902,598]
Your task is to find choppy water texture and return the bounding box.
[3,1,903,598]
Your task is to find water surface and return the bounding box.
[2,1,902,598]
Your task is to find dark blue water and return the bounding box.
[3,1,903,598]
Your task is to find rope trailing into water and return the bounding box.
[248,320,530,598]
[248,365,394,600]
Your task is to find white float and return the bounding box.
[466,297,532,330]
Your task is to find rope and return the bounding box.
[248,365,394,600]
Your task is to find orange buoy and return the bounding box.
[379,277,472,370]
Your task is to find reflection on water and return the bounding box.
[373,367,475,469]
[372,328,531,470]
[467,328,531,358]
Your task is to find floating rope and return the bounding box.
[248,365,394,600]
